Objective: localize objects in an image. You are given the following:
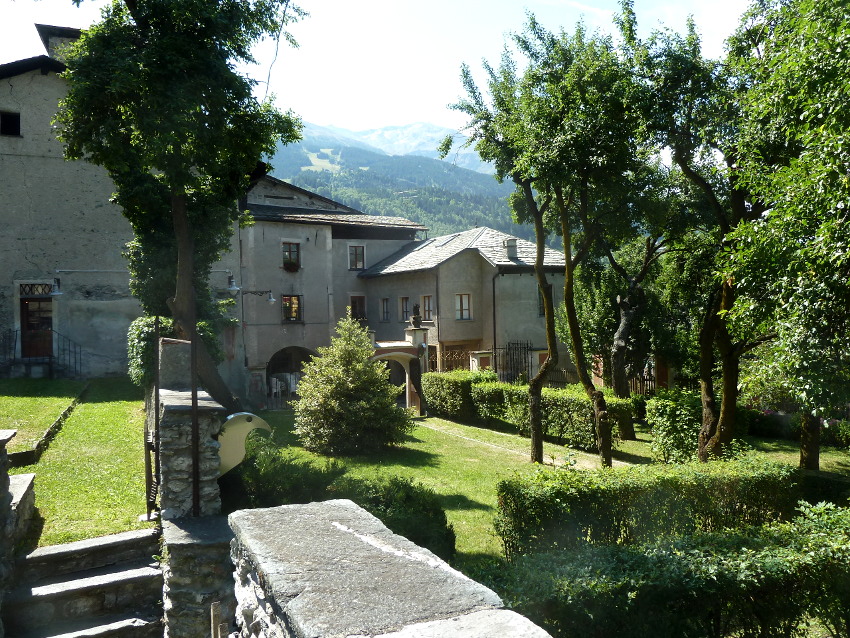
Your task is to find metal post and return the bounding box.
[190,291,200,517]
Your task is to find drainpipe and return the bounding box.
[435,270,441,371]
[492,270,499,353]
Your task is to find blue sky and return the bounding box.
[1,0,748,130]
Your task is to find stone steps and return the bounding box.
[3,528,163,638]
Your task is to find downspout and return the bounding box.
[492,270,499,353]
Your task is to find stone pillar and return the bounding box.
[0,430,17,638]
[156,389,225,520]
[162,516,235,638]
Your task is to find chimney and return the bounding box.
[503,238,518,260]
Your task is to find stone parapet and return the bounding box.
[162,516,235,638]
[229,500,551,638]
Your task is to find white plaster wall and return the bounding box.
[366,270,438,343]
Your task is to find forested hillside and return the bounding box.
[267,125,536,241]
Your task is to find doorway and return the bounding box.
[20,298,53,358]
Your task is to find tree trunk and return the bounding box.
[610,295,636,440]
[799,411,820,471]
[697,288,721,461]
[168,191,241,413]
[558,184,612,467]
[523,181,557,464]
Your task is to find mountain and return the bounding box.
[267,122,535,242]
[323,122,492,174]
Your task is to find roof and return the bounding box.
[247,204,428,232]
[359,227,566,278]
[35,24,82,52]
[0,55,65,80]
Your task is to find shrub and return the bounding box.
[328,475,456,562]
[495,457,799,559]
[823,419,850,449]
[646,390,702,463]
[501,503,850,638]
[421,369,497,421]
[294,314,413,454]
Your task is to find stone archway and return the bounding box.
[372,351,422,414]
[266,346,315,400]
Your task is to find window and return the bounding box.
[381,298,390,322]
[0,112,21,137]
[349,245,365,270]
[399,296,410,321]
[282,242,300,272]
[350,295,366,320]
[421,295,432,321]
[455,293,472,320]
[281,295,303,322]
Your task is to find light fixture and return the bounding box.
[226,274,241,293]
[49,278,63,296]
[241,290,277,304]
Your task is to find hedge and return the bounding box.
[495,457,799,559]
[423,374,634,453]
[421,369,497,421]
[501,502,850,638]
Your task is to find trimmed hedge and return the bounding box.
[421,369,498,421]
[501,502,850,638]
[495,457,799,559]
[424,375,634,453]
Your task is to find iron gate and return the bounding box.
[494,341,533,383]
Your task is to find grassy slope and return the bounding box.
[0,379,86,453]
[11,377,154,548]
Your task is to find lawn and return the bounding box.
[0,378,87,454]
[10,377,154,548]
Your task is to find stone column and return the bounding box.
[0,430,17,638]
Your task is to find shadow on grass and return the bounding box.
[15,509,45,556]
[438,492,492,512]
[0,378,85,399]
[612,448,655,465]
[77,377,143,403]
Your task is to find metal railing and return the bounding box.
[0,329,83,378]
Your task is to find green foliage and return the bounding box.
[225,435,455,561]
[294,314,413,454]
[645,390,703,463]
[328,475,456,562]
[495,457,799,559]
[126,316,223,388]
[420,370,497,422]
[501,502,850,638]
[55,0,302,339]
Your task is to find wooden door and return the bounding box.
[20,299,53,358]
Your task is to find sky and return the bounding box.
[0,0,749,131]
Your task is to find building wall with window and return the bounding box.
[0,51,141,377]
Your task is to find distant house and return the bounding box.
[1,24,573,409]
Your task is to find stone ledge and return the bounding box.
[159,389,228,413]
[230,500,551,638]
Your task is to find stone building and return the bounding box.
[0,24,140,378]
[1,23,572,405]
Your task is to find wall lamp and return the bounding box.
[50,278,63,296]
[242,290,277,304]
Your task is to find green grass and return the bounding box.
[10,377,154,548]
[252,411,556,569]
[0,378,86,453]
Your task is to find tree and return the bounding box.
[55,0,302,409]
[728,0,850,469]
[294,313,414,455]
[620,5,772,460]
[448,17,648,466]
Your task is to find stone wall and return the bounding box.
[162,516,235,638]
[229,500,552,638]
[155,389,225,521]
[0,430,16,638]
